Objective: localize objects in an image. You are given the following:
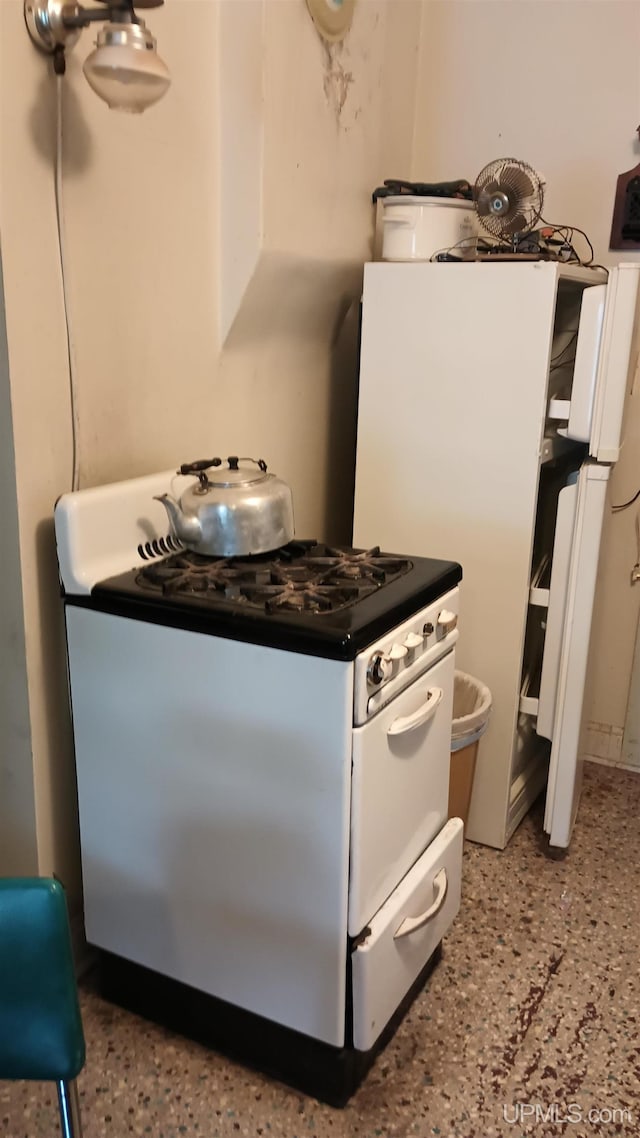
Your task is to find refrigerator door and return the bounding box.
[536,471,580,740]
[543,464,609,848]
[588,264,640,462]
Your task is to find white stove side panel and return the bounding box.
[65,608,353,1047]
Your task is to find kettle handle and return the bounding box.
[178,457,223,476]
[178,457,268,476]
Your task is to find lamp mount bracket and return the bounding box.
[24,1,82,54]
[24,0,163,55]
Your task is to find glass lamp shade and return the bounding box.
[83,27,171,113]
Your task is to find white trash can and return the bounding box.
[449,671,492,828]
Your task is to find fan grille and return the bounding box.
[474,158,544,239]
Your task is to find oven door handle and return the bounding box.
[393,868,448,939]
[386,686,443,737]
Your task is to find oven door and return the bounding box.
[348,648,455,936]
[352,816,463,1051]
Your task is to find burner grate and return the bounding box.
[136,543,413,615]
[302,545,412,583]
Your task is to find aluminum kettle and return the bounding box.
[155,455,295,558]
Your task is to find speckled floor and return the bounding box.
[2,762,639,1138]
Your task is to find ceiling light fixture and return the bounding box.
[24,0,171,113]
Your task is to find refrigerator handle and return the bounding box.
[589,265,640,461]
[536,475,579,741]
[566,285,606,444]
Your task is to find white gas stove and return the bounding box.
[55,469,464,1105]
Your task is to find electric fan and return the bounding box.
[473,158,545,243]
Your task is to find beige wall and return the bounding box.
[215,0,423,540]
[1,2,81,893]
[413,0,640,740]
[0,0,422,897]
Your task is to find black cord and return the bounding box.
[540,217,595,266]
[550,361,576,376]
[612,488,640,512]
[570,224,595,265]
[430,220,601,269]
[53,45,66,75]
[550,331,578,366]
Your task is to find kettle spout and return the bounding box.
[154,493,203,547]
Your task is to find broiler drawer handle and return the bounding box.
[386,687,443,736]
[393,868,448,939]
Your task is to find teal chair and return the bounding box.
[0,878,86,1138]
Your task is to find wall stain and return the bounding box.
[322,42,354,124]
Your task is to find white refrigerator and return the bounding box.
[353,261,640,849]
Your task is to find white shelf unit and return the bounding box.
[353,261,608,849]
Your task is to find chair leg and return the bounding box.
[56,1079,83,1138]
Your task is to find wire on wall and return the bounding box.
[630,511,640,585]
[55,75,81,493]
[612,488,640,512]
[610,491,640,584]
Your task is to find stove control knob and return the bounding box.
[404,631,424,650]
[437,609,458,637]
[387,642,408,661]
[367,652,392,686]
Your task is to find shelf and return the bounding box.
[519,674,540,716]
[520,656,541,717]
[519,690,539,718]
[548,398,571,421]
[530,587,550,608]
[529,554,551,608]
[519,616,544,719]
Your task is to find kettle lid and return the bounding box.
[179,455,270,492]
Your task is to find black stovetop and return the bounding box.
[71,541,462,661]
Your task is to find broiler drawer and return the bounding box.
[352,817,463,1052]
